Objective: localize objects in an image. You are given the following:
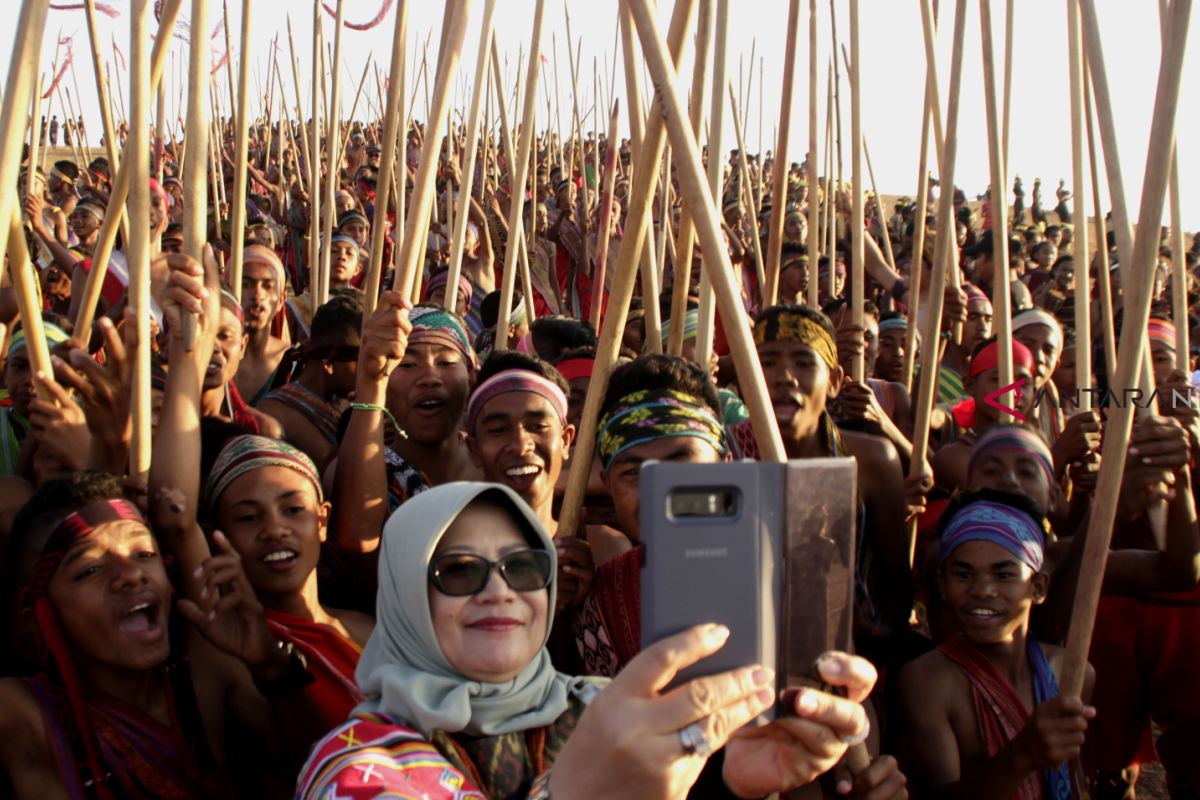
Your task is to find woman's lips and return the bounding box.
[467,617,522,632]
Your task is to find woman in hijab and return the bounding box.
[297,482,891,799]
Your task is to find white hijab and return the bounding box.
[355,482,588,737]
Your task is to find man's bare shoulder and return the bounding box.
[843,429,901,467]
[898,648,967,701]
[0,678,68,799]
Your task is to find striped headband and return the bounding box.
[965,283,989,303]
[9,322,71,356]
[967,425,1055,486]
[408,306,476,368]
[242,244,285,287]
[508,295,528,327]
[465,369,569,434]
[51,167,75,185]
[661,309,700,345]
[330,233,359,252]
[878,316,908,334]
[753,310,838,371]
[24,499,146,608]
[219,289,244,325]
[939,500,1045,573]
[597,389,727,471]
[424,271,474,307]
[556,357,594,382]
[205,434,323,508]
[1148,318,1176,351]
[73,199,106,220]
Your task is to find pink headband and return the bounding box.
[466,369,568,434]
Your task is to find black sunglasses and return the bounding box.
[428,549,552,597]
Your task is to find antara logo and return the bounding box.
[983,377,1027,422]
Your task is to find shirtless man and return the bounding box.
[897,492,1095,799]
[235,245,291,404]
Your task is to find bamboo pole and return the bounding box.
[693,0,729,367]
[316,0,346,307]
[1083,61,1115,386]
[629,0,785,463]
[390,2,471,298]
[71,0,184,341]
[27,72,44,201]
[180,0,210,352]
[445,0,498,313]
[823,63,835,292]
[494,0,546,351]
[128,0,152,479]
[227,0,255,301]
[1,0,52,402]
[763,0,802,307]
[617,0,664,352]
[285,16,313,189]
[907,0,968,568]
[309,2,322,303]
[360,2,407,317]
[558,0,697,542]
[1157,0,1188,373]
[1066,0,1091,409]
[113,38,128,126]
[1061,0,1191,699]
[1001,0,1014,173]
[589,100,621,327]
[666,0,712,357]
[848,0,864,381]
[902,76,936,391]
[806,0,819,307]
[728,85,766,304]
[979,0,1012,391]
[917,0,947,171]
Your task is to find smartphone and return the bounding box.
[639,462,783,701]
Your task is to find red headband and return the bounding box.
[969,338,1035,378]
[556,358,595,382]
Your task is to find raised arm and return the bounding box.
[149,250,221,606]
[330,290,411,554]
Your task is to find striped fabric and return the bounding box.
[296,714,486,800]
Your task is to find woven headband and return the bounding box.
[939,500,1045,573]
[753,311,838,371]
[205,434,323,508]
[597,389,727,471]
[466,369,569,434]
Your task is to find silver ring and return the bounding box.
[678,722,714,759]
[840,716,871,747]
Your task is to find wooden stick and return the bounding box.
[27,71,44,201]
[902,74,935,391]
[589,100,621,326]
[390,2,472,299]
[979,0,1012,390]
[285,16,313,187]
[848,0,864,381]
[179,0,211,352]
[113,37,128,126]
[1061,0,1192,698]
[667,0,713,357]
[693,0,729,367]
[71,0,183,341]
[631,0,787,465]
[1001,0,1014,174]
[763,0,801,307]
[907,0,968,567]
[558,0,697,542]
[0,0,52,402]
[128,0,152,480]
[316,0,346,307]
[227,0,255,301]
[494,0,546,351]
[309,1,322,303]
[728,84,766,304]
[445,0,498,313]
[616,0,664,352]
[1158,0,1188,373]
[806,0,820,306]
[823,62,834,290]
[1084,57,1115,386]
[1066,0,1091,409]
[917,0,947,171]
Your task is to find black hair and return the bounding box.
[529,316,597,362]
[600,354,721,421]
[476,350,568,395]
[310,291,364,349]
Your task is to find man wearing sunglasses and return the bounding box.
[259,292,364,471]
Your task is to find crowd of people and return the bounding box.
[3,43,1200,799]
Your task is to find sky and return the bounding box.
[5,0,1199,229]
